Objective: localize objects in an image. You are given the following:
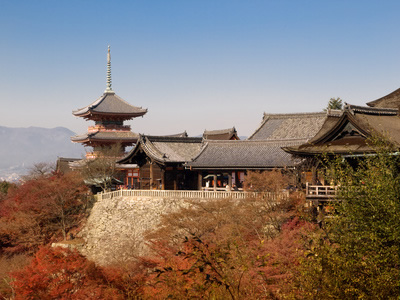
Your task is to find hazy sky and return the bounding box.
[1,1,400,137]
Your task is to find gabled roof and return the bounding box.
[367,87,400,109]
[161,131,188,138]
[71,131,139,144]
[247,111,333,141]
[118,135,204,165]
[187,139,304,170]
[283,104,400,156]
[203,127,239,140]
[73,91,147,120]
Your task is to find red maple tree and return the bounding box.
[0,172,89,254]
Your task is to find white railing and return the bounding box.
[306,183,338,199]
[201,187,244,192]
[97,189,289,201]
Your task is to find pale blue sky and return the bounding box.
[1,0,400,137]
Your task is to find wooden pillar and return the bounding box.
[228,173,232,188]
[173,169,178,190]
[161,169,165,190]
[197,172,203,190]
[311,165,317,185]
[150,162,154,189]
[213,173,217,191]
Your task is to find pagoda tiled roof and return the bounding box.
[283,104,400,156]
[71,131,139,143]
[73,91,147,119]
[187,139,304,170]
[247,111,330,141]
[119,135,203,165]
[203,127,239,140]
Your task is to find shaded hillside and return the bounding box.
[0,126,84,180]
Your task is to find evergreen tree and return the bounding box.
[299,139,400,299]
[325,97,343,111]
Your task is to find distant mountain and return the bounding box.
[0,126,84,181]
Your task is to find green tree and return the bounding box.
[325,97,343,111]
[299,139,400,299]
[0,181,16,200]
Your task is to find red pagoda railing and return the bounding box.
[87,125,131,133]
[85,152,128,159]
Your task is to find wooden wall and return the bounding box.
[139,161,198,190]
[139,161,163,190]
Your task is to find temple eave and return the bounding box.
[73,111,147,120]
[71,137,138,144]
[283,146,376,156]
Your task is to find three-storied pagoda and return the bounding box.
[71,46,147,158]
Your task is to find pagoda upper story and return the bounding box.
[71,46,147,158]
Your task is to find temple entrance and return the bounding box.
[199,171,245,191]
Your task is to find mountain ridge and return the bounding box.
[0,126,84,181]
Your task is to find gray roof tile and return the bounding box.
[188,139,305,169]
[203,127,239,140]
[73,92,147,118]
[248,112,328,141]
[120,135,204,164]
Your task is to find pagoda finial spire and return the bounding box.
[105,45,114,93]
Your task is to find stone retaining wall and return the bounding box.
[78,196,191,266]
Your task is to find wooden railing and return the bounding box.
[97,189,289,201]
[87,125,131,132]
[306,183,338,200]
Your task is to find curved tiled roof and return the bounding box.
[366,87,400,109]
[284,104,400,156]
[345,104,398,115]
[247,112,328,141]
[73,91,147,119]
[203,127,239,140]
[187,139,304,169]
[119,135,204,165]
[161,131,188,138]
[71,131,140,143]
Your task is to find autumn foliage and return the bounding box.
[142,217,314,299]
[0,171,89,254]
[11,246,148,300]
[244,169,288,193]
[141,177,311,299]
[3,155,399,298]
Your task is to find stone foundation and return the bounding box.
[77,196,189,266]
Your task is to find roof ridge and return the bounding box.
[207,138,308,144]
[366,87,400,107]
[345,104,398,115]
[247,114,270,140]
[203,127,236,134]
[112,92,147,111]
[189,142,209,162]
[142,136,167,162]
[263,111,326,118]
[72,94,105,114]
[143,135,202,143]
